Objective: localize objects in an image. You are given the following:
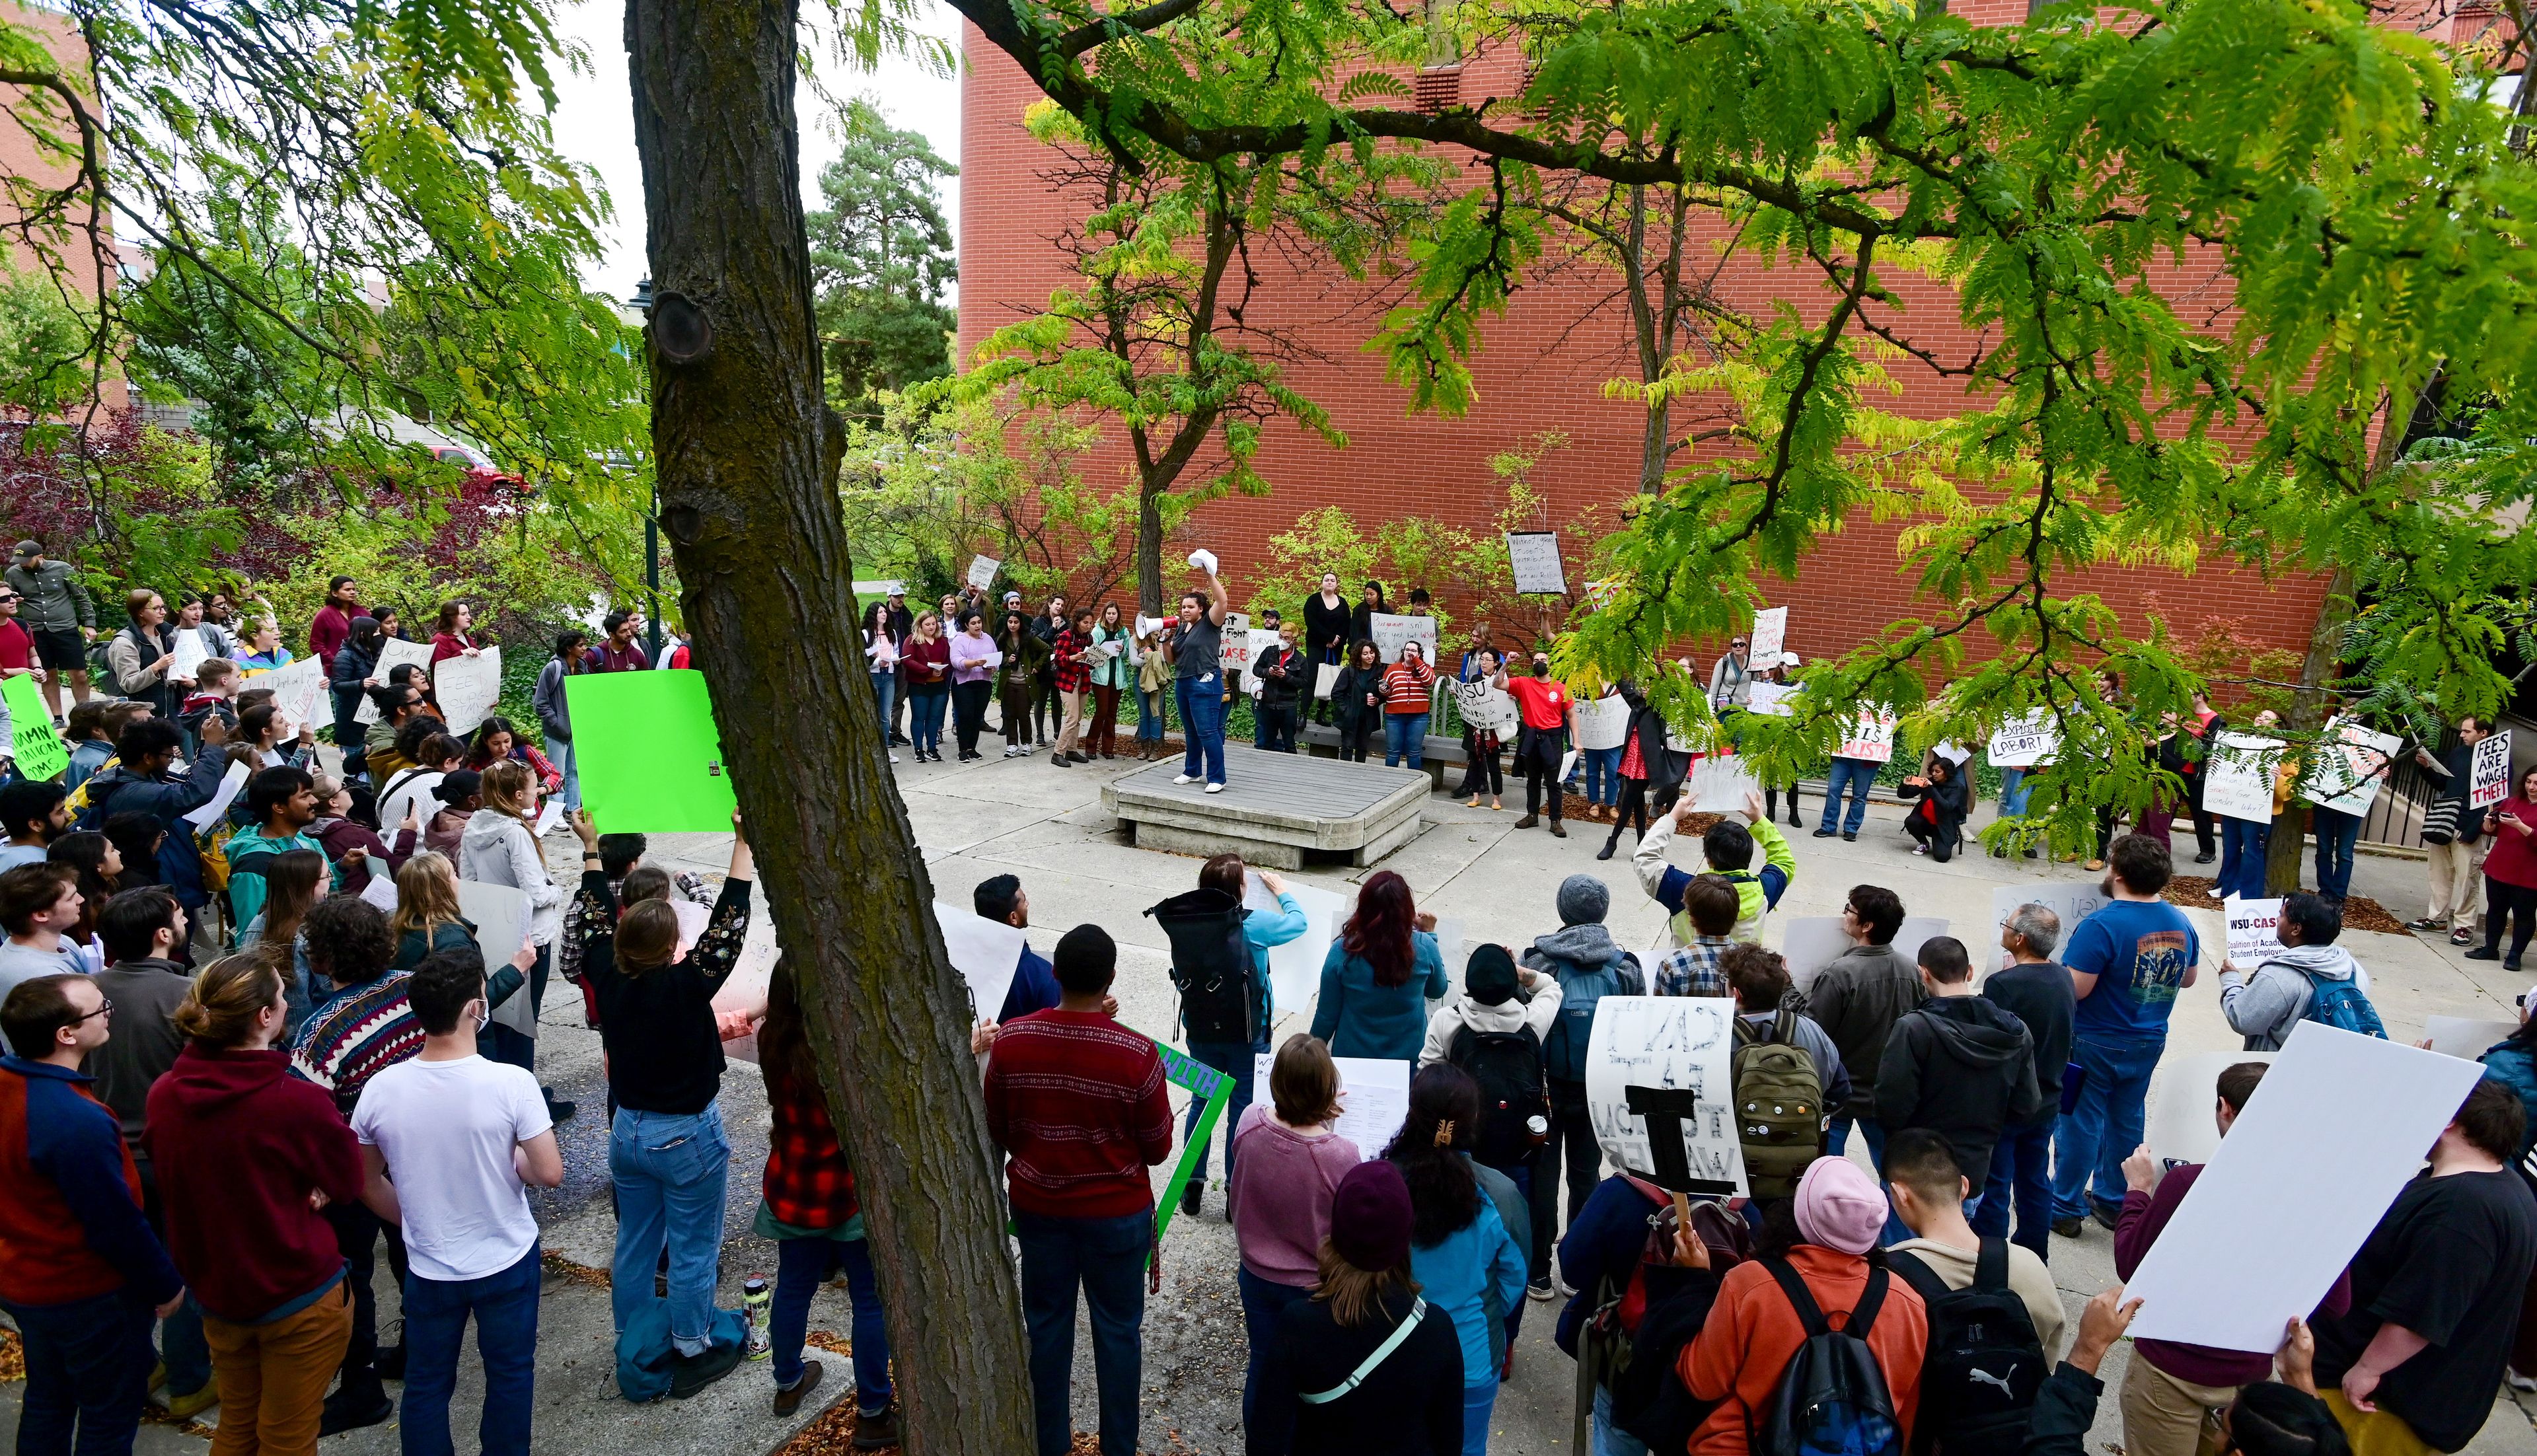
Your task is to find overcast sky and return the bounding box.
[544,0,965,301]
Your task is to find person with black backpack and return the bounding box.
[1677,1155,1929,1456]
[1154,854,1309,1219]
[1419,945,1560,1290]
[1882,1130,2063,1456]
[1521,875,1644,1301]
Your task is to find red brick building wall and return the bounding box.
[953,10,2423,666]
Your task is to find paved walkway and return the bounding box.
[7,741,2535,1454]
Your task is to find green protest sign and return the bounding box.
[562,669,739,832]
[1,675,67,782]
[1152,1042,1233,1249]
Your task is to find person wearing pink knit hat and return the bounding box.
[1675,1157,1933,1455]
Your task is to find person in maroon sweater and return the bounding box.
[145,951,365,1456]
[2112,1060,2350,1456]
[982,924,1174,1456]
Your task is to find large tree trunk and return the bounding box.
[1138,473,1166,617]
[2265,572,2355,895]
[624,1,1035,1449]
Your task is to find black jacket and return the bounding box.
[1626,705,1689,794]
[1303,593,1352,662]
[1253,1287,1463,1456]
[1898,772,1970,853]
[1875,994,2043,1181]
[2021,1362,2106,1456]
[1983,961,2075,1127]
[1331,663,1383,733]
[1253,643,1304,710]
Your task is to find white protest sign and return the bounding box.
[1687,755,1765,812]
[1369,613,1438,666]
[1986,713,2059,770]
[2302,719,2401,817]
[261,655,328,735]
[166,629,209,686]
[1255,1052,1410,1162]
[1243,630,1283,694]
[1836,710,1896,764]
[2223,897,2284,966]
[2143,1050,2274,1169]
[2124,1024,2485,1352]
[2472,729,2514,810]
[1987,882,2109,973]
[180,760,252,832]
[1187,548,1219,576]
[358,874,399,915]
[1584,996,1749,1197]
[1573,694,1629,751]
[433,645,503,737]
[1219,613,1253,676]
[1748,608,1787,665]
[965,554,1000,591]
[2202,733,2285,826]
[1456,679,1518,737]
[1505,531,1566,595]
[1781,916,1951,992]
[533,798,564,838]
[1744,683,1796,718]
[932,902,1027,1022]
[2423,1014,2519,1060]
[355,638,436,724]
[455,880,536,1036]
[1245,873,1350,1017]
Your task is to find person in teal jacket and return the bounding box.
[1178,853,1311,1218]
[223,766,341,937]
[1384,1064,1527,1456]
[1309,869,1448,1063]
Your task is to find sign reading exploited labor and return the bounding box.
[1369,613,1438,666]
[965,554,1000,591]
[1506,531,1567,595]
[564,669,739,832]
[1584,996,1748,1198]
[1836,710,1897,764]
[1985,713,2059,769]
[2123,1025,2485,1352]
[2202,733,2285,825]
[1748,608,1787,665]
[2303,719,2402,817]
[433,645,503,737]
[1,674,67,782]
[2224,897,2284,966]
[2472,729,2515,809]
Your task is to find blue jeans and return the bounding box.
[868,672,897,747]
[544,734,581,811]
[1820,757,1878,834]
[2312,807,2361,900]
[2219,817,2270,901]
[1462,1379,1500,1456]
[909,690,947,755]
[1014,1210,1152,1456]
[3,1288,155,1456]
[1582,745,1622,805]
[1998,767,2032,819]
[1385,712,1430,769]
[1973,1117,2055,1263]
[2054,1036,2164,1221]
[1237,1267,1313,1438]
[159,1295,210,1400]
[609,1102,731,1356]
[1183,1036,1265,1186]
[1594,1383,1651,1456]
[1176,676,1226,785]
[403,1244,540,1456]
[773,1237,890,1414]
[1136,688,1165,742]
[1825,1117,1912,1245]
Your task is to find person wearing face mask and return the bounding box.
[1491,651,1576,838]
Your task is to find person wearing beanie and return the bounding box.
[1253,1159,1465,1454]
[1679,1156,1930,1456]
[1635,791,1796,949]
[1416,944,1563,1072]
[982,923,1174,1456]
[1520,874,1643,1300]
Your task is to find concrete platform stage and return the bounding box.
[1101,744,1431,867]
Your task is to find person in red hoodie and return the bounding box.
[982,924,1174,1456]
[145,950,365,1456]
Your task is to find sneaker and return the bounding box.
[1526,1276,1555,1302]
[166,1382,223,1421]
[2051,1216,2085,1239]
[1911,844,1929,855]
[888,752,900,765]
[2193,852,2215,864]
[668,1341,746,1399]
[318,1385,393,1435]
[2453,928,2476,945]
[2406,918,2443,931]
[1841,831,1857,842]
[1174,774,1200,785]
[2509,1372,2537,1394]
[2083,858,2106,872]
[1812,828,1836,838]
[772,1360,826,1417]
[1204,782,1225,794]
[850,1406,901,1451]
[2022,847,2038,859]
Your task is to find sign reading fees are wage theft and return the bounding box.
[563,669,739,833]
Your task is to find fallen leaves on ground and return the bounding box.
[2161,877,2406,934]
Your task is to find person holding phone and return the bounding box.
[2467,765,2537,970]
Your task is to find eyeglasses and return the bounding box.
[72,997,113,1023]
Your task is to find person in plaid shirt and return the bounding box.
[1048,606,1097,768]
[1654,875,1744,998]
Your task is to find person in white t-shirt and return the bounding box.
[352,947,560,1456]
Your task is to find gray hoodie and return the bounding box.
[2219,943,2369,1051]
[459,808,564,947]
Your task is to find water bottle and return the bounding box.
[742,1276,772,1360]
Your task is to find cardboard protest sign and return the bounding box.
[1989,882,2108,972]
[166,628,209,686]
[2123,1025,2485,1352]
[1687,755,1765,812]
[2144,1050,2274,1169]
[260,655,328,735]
[2302,719,2402,817]
[1244,630,1283,694]
[1782,916,1950,992]
[2223,897,2284,966]
[932,902,1027,1021]
[1218,613,1253,676]
[1369,613,1438,665]
[1584,996,1748,1198]
[1836,710,1896,764]
[965,554,1000,591]
[1,674,67,781]
[1985,713,2059,770]
[181,760,252,832]
[456,880,536,1035]
[563,669,738,832]
[2201,733,2284,825]
[2423,1014,2519,1060]
[1153,1045,1233,1245]
[2472,729,2515,809]
[432,646,503,737]
[1506,531,1566,595]
[1253,1052,1409,1162]
[355,638,436,724]
[1245,873,1348,1016]
[1744,682,1796,717]
[1456,678,1518,737]
[1748,608,1787,665]
[1572,694,1629,751]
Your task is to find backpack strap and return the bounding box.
[1771,1008,1798,1047]
[1298,1297,1430,1404]
[1849,1265,1890,1340]
[1884,1249,1948,1307]
[1973,1237,2010,1293]
[1761,1256,1831,1338]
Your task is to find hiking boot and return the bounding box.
[772,1361,825,1417]
[318,1384,393,1435]
[166,1382,222,1421]
[2051,1217,2084,1239]
[669,1342,745,1399]
[852,1405,902,1451]
[1548,820,1567,838]
[1514,815,1539,829]
[1181,1179,1204,1218]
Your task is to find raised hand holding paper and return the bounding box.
[1505,531,1566,595]
[563,670,738,832]
[260,655,328,734]
[966,554,1000,591]
[1187,548,1218,576]
[2202,734,2285,824]
[1252,1052,1409,1161]
[355,639,435,724]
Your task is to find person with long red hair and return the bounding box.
[1307,871,1446,1064]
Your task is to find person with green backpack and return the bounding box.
[2217,892,2386,1050]
[1720,944,1849,1202]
